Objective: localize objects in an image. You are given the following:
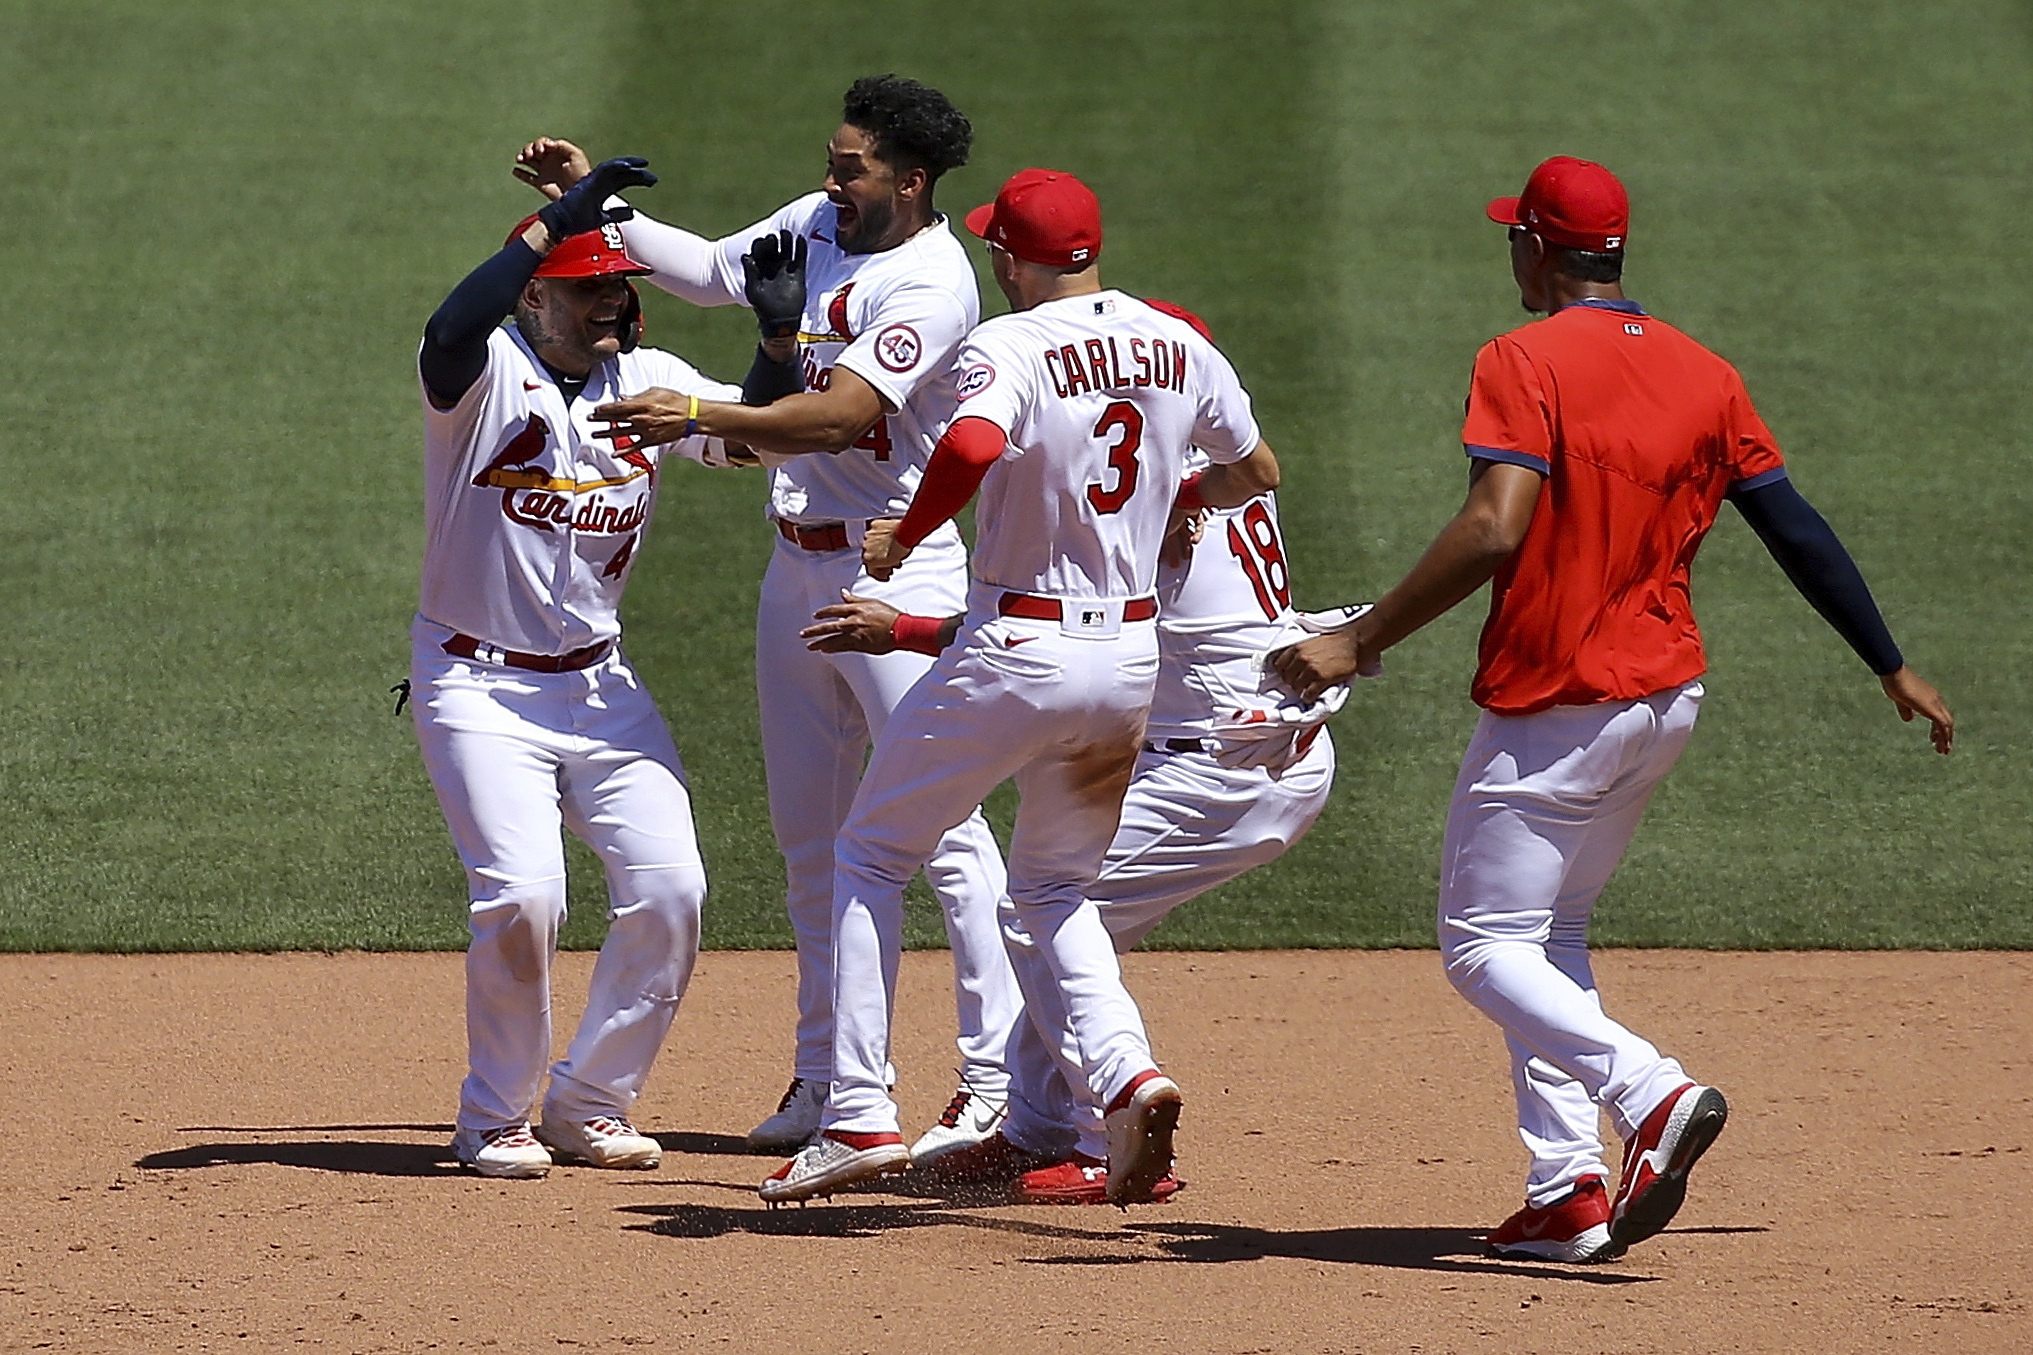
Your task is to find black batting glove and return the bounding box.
[538,156,657,243]
[742,229,808,341]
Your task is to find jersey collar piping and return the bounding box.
[1559,297,1647,316]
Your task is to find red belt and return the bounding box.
[442,633,611,673]
[775,518,852,552]
[997,592,1158,623]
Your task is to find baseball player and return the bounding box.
[753,169,1282,1206]
[801,303,1358,1205]
[517,76,1023,1161]
[414,157,751,1178]
[1274,156,1955,1260]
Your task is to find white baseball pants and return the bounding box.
[1002,734,1337,1159]
[410,620,705,1134]
[824,587,1162,1136]
[755,527,1019,1098]
[1438,681,1704,1207]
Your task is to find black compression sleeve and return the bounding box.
[1730,476,1904,675]
[741,344,804,406]
[420,239,545,406]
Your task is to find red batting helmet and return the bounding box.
[507,215,655,278]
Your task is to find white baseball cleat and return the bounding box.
[536,1112,662,1170]
[1103,1070,1183,1205]
[909,1080,1009,1166]
[747,1077,827,1153]
[759,1131,912,1205]
[452,1123,553,1179]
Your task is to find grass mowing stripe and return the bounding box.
[0,0,2023,951]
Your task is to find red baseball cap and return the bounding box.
[965,169,1102,268]
[1486,156,1629,252]
[508,215,654,278]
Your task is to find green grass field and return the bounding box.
[0,0,2025,952]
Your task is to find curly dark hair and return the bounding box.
[842,74,972,183]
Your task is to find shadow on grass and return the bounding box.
[617,1199,1670,1283]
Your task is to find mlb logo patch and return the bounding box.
[1079,607,1106,628]
[1624,322,1644,336]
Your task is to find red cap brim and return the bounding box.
[1486,195,1525,227]
[963,203,995,240]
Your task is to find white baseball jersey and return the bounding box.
[626,192,980,524]
[418,325,740,654]
[951,291,1261,599]
[1146,491,1298,740]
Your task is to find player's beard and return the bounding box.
[516,305,619,374]
[836,195,895,254]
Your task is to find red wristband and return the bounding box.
[891,613,948,656]
[1173,471,1207,516]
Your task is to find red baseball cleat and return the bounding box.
[1485,1176,1612,1262]
[1016,1154,1185,1206]
[1609,1082,1729,1253]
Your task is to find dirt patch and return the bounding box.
[2,949,2027,1353]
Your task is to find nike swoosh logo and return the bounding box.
[1005,636,1038,648]
[1517,1216,1558,1240]
[523,381,541,390]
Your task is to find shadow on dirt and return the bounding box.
[651,1130,752,1157]
[136,1139,460,1177]
[619,1198,1127,1243]
[616,1200,1676,1283]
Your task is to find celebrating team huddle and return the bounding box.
[410,75,1954,1258]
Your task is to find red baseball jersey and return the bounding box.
[1461,299,1787,715]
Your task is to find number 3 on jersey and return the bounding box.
[1085,400,1143,514]
[1226,501,1291,620]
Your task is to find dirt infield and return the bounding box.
[3,950,2027,1353]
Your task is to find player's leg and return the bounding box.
[823,661,1039,1138]
[835,642,1017,1134]
[1438,693,1698,1131]
[542,657,706,1166]
[837,535,1021,1121]
[411,648,570,1174]
[753,546,866,1141]
[1094,734,1335,951]
[999,635,1164,1123]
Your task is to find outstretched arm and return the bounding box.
[516,136,748,307]
[594,369,888,456]
[1270,460,1543,700]
[1731,476,1953,753]
[420,221,548,408]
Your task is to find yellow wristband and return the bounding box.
[685,394,700,439]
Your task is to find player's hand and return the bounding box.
[514,138,592,201]
[862,518,912,581]
[1880,666,1954,755]
[537,156,655,244]
[1160,509,1206,569]
[801,591,903,654]
[592,388,693,448]
[743,229,809,342]
[1270,626,1378,703]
